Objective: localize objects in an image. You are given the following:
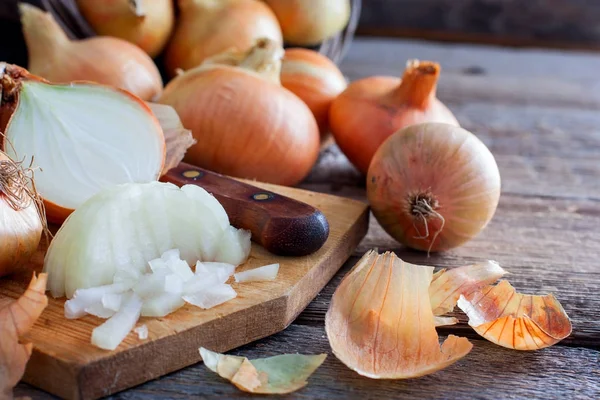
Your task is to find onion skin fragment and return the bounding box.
[367,122,501,253]
[325,250,472,379]
[457,280,572,350]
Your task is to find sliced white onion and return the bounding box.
[85,302,116,319]
[214,227,252,266]
[201,262,236,280]
[164,274,184,294]
[148,258,168,272]
[5,81,164,212]
[91,292,143,351]
[234,264,280,283]
[102,293,122,312]
[133,268,170,299]
[64,282,132,319]
[141,292,185,317]
[44,182,250,298]
[134,324,149,340]
[166,258,194,282]
[183,284,237,309]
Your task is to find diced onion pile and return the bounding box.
[65,249,279,350]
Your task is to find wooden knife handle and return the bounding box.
[161,163,330,257]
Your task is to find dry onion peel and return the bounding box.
[199,347,326,394]
[19,3,163,101]
[0,273,48,398]
[0,63,166,224]
[325,250,472,379]
[146,102,196,176]
[429,260,508,316]
[457,280,572,350]
[0,151,45,277]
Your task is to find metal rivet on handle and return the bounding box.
[182,170,204,180]
[252,192,275,201]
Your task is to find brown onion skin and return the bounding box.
[76,0,175,58]
[20,3,163,101]
[159,65,320,186]
[164,0,282,76]
[329,62,458,175]
[281,48,347,136]
[0,152,43,278]
[367,123,501,252]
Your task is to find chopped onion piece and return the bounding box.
[85,302,116,319]
[325,250,472,379]
[166,258,194,282]
[148,258,168,272]
[234,264,279,283]
[134,325,149,340]
[202,262,236,280]
[183,284,237,309]
[65,282,132,319]
[457,280,572,350]
[91,293,143,351]
[161,248,181,262]
[214,227,251,266]
[102,293,122,312]
[141,293,185,317]
[165,274,184,294]
[132,268,170,298]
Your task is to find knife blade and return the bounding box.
[161,163,330,257]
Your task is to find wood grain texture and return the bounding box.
[2,183,368,400]
[17,324,600,400]
[16,37,600,399]
[358,0,600,49]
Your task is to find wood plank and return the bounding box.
[17,324,600,399]
[357,0,600,50]
[1,183,369,400]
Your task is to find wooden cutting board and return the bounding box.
[0,182,369,400]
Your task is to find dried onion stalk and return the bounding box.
[457,280,572,350]
[325,250,472,379]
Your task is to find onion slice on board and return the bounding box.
[234,263,279,283]
[325,250,472,379]
[457,280,572,350]
[199,347,326,394]
[0,63,165,224]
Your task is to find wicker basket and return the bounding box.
[0,0,361,66]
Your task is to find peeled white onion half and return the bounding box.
[44,182,251,298]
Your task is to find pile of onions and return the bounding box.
[159,38,320,186]
[264,0,351,46]
[281,48,347,138]
[20,3,163,101]
[0,63,165,223]
[330,60,459,174]
[165,0,282,76]
[76,0,175,58]
[367,123,501,253]
[0,152,44,278]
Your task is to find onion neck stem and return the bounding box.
[19,3,70,56]
[394,60,440,109]
[129,0,146,18]
[183,0,221,11]
[238,39,284,85]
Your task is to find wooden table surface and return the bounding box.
[16,37,600,399]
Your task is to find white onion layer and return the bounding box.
[234,263,280,283]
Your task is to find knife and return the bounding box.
[161,162,330,257]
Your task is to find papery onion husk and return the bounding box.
[43,182,251,298]
[200,347,326,394]
[0,151,44,277]
[263,0,351,46]
[325,250,472,379]
[457,280,572,350]
[330,60,459,174]
[20,3,163,101]
[164,0,282,76]
[159,38,320,186]
[367,122,501,253]
[0,273,48,398]
[0,63,166,224]
[76,0,175,58]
